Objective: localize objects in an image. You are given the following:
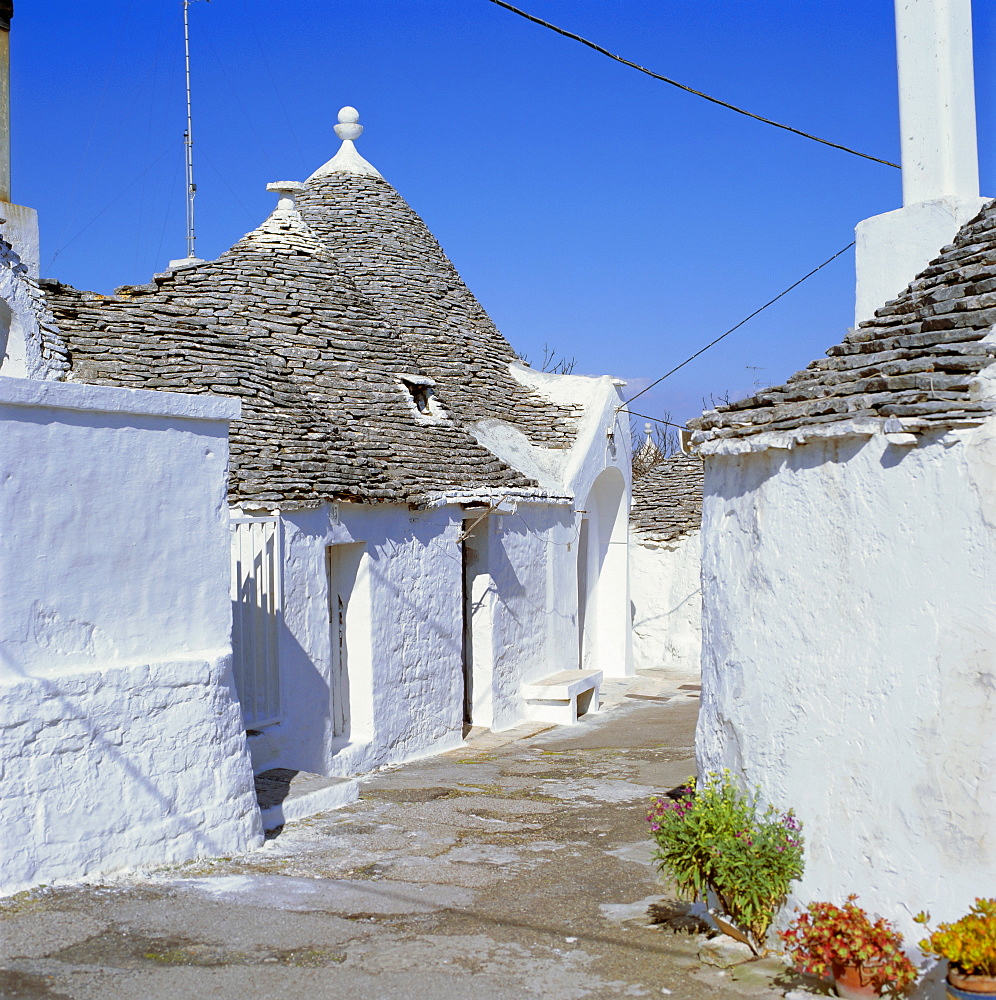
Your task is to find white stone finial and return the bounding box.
[306,105,383,181]
[334,106,363,142]
[266,181,305,212]
[644,423,653,437]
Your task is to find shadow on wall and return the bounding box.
[0,644,257,891]
[260,511,466,776]
[706,436,868,501]
[632,587,701,632]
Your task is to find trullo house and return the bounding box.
[688,0,994,930]
[42,108,632,789]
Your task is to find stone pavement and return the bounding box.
[0,670,801,1000]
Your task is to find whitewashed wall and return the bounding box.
[473,364,633,679]
[630,529,701,674]
[485,502,578,729]
[245,503,466,778]
[697,426,996,935]
[0,377,262,895]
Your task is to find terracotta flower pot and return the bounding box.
[947,967,996,1000]
[832,963,886,1000]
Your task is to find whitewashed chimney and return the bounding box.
[854,0,989,324]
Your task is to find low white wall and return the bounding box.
[697,426,996,935]
[1,656,261,896]
[0,377,262,894]
[631,529,701,675]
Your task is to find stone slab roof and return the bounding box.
[630,453,703,542]
[296,172,582,448]
[689,200,996,449]
[43,207,540,507]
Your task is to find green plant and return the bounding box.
[915,898,996,977]
[646,770,804,953]
[780,896,918,995]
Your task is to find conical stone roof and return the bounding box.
[296,170,583,449]
[44,200,539,507]
[630,453,703,542]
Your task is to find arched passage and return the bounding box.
[577,467,632,677]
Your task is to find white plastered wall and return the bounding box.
[0,378,262,895]
[469,364,633,680]
[697,425,996,935]
[245,502,465,777]
[484,502,579,730]
[630,528,701,675]
[0,222,63,380]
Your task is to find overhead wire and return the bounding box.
[155,150,185,266]
[621,241,856,410]
[484,0,900,170]
[627,410,689,431]
[46,140,182,272]
[52,0,139,258]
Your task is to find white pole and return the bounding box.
[894,0,980,205]
[183,0,196,259]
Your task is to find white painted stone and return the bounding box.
[0,379,261,894]
[854,0,988,324]
[895,0,980,206]
[258,777,359,831]
[696,425,996,937]
[308,107,383,180]
[0,225,64,380]
[855,196,988,324]
[522,668,602,725]
[0,202,40,276]
[630,528,701,673]
[265,180,306,213]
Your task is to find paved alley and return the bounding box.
[0,674,792,1000]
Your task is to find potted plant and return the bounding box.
[780,896,918,999]
[916,898,996,998]
[646,770,805,955]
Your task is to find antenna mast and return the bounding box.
[182,0,197,260]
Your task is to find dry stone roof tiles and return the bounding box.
[630,453,703,543]
[689,199,996,447]
[44,206,542,507]
[296,172,582,447]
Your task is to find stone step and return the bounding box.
[255,768,359,831]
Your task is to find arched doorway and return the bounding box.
[577,467,632,677]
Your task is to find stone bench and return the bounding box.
[522,669,603,726]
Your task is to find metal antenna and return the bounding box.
[181,0,203,261]
[182,0,195,259]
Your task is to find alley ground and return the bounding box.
[0,673,803,1000]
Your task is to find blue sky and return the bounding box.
[14,1,996,428]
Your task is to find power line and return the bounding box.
[627,409,689,431]
[621,241,856,410]
[484,0,900,170]
[46,140,182,272]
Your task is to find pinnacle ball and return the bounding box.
[338,106,361,124]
